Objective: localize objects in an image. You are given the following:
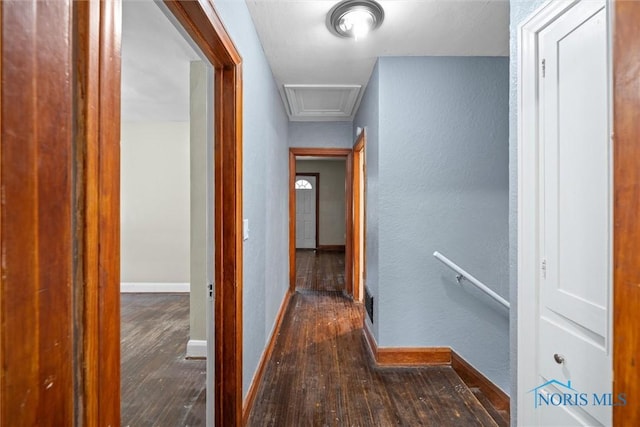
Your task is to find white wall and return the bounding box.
[296,160,346,246]
[121,121,190,284]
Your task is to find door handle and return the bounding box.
[554,353,565,364]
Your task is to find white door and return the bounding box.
[535,1,611,425]
[295,175,317,249]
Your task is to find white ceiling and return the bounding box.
[246,0,510,120]
[121,0,510,122]
[121,0,203,122]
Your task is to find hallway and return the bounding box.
[296,250,345,293]
[247,251,503,426]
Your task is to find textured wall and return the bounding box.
[509,0,547,420]
[356,56,510,392]
[120,121,190,283]
[215,0,290,398]
[289,121,353,148]
[296,160,347,246]
[353,62,380,339]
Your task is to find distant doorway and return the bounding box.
[289,148,353,296]
[295,174,319,249]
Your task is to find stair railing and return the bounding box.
[433,251,510,310]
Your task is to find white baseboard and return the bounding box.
[186,339,207,359]
[120,282,190,293]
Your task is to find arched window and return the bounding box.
[295,178,313,190]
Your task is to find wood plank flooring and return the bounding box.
[121,294,205,426]
[248,251,499,426]
[296,250,345,293]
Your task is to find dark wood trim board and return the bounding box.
[613,1,640,424]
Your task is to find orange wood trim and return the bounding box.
[164,0,241,67]
[451,351,510,413]
[214,64,244,427]
[289,151,297,292]
[242,290,293,425]
[352,152,361,301]
[1,1,76,423]
[290,147,353,158]
[75,1,100,423]
[162,2,245,424]
[362,321,378,361]
[295,172,320,247]
[352,131,366,302]
[289,148,354,297]
[345,151,354,296]
[613,1,640,424]
[76,0,123,424]
[376,347,452,366]
[362,327,451,366]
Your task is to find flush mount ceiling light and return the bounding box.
[327,0,384,40]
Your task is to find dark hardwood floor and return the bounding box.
[121,294,205,427]
[296,249,345,293]
[248,251,499,426]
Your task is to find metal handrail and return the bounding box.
[433,251,510,310]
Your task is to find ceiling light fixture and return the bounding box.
[327,0,384,40]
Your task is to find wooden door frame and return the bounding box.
[294,172,320,249]
[289,148,353,295]
[145,2,245,425]
[612,1,640,423]
[352,131,366,302]
[0,0,243,424]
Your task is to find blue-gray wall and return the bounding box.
[288,121,353,148]
[215,0,290,398]
[355,56,510,392]
[509,0,546,420]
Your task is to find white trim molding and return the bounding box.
[517,1,582,425]
[186,339,207,359]
[284,84,361,122]
[120,282,190,293]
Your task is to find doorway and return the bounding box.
[289,148,353,296]
[294,173,319,249]
[70,0,242,424]
[120,0,214,424]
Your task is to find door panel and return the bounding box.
[295,175,317,249]
[541,2,608,338]
[538,1,610,425]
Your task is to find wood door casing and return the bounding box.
[289,148,353,296]
[1,0,244,425]
[613,1,640,424]
[352,131,366,302]
[1,1,76,423]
